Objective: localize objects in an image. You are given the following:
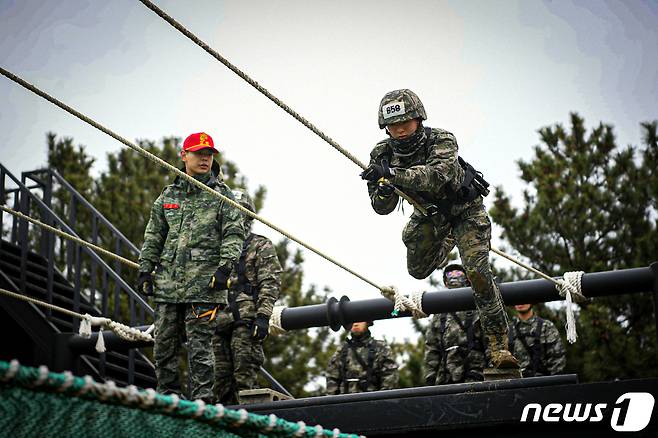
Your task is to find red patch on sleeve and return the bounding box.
[163,203,180,209]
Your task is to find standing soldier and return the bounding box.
[137,132,244,403]
[214,189,283,405]
[424,264,486,385]
[326,321,399,395]
[360,89,518,373]
[509,304,566,377]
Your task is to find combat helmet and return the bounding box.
[443,263,470,289]
[378,89,427,129]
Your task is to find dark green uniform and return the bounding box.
[139,172,244,402]
[509,315,566,377]
[326,331,399,394]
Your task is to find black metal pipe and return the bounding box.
[259,366,293,397]
[68,325,153,353]
[282,265,656,331]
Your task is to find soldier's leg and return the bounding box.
[231,325,260,394]
[185,303,219,402]
[213,322,237,405]
[402,212,455,279]
[453,203,518,369]
[153,303,184,395]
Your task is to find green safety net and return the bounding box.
[0,360,358,438]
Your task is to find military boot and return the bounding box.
[484,333,522,380]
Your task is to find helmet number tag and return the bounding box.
[382,101,406,119]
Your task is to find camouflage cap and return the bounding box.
[378,89,427,129]
[231,189,255,213]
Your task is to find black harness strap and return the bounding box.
[339,338,376,393]
[228,235,255,326]
[514,317,546,376]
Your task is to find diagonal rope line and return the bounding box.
[1,205,140,270]
[0,66,386,293]
[136,0,427,215]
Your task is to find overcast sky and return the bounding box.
[1,0,657,344]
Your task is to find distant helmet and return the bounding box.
[231,189,255,213]
[378,89,427,129]
[443,263,470,289]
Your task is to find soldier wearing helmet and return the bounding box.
[213,188,283,405]
[424,264,487,385]
[361,90,519,374]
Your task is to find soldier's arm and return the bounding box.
[254,237,283,318]
[378,343,399,390]
[138,193,168,273]
[423,320,441,385]
[367,142,398,215]
[325,352,342,395]
[217,194,246,272]
[542,320,567,375]
[390,132,461,193]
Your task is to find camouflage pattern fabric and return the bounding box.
[153,303,224,403]
[509,315,566,377]
[214,325,264,404]
[424,311,486,385]
[378,89,427,128]
[138,171,245,304]
[367,127,509,337]
[325,331,399,395]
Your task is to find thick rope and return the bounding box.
[1,205,139,269]
[268,305,286,335]
[136,0,427,216]
[556,271,586,344]
[0,67,389,295]
[0,360,361,438]
[0,287,153,352]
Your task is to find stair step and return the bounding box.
[83,356,156,387]
[0,257,75,294]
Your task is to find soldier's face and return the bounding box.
[387,119,419,139]
[515,304,533,314]
[182,149,214,176]
[350,322,369,334]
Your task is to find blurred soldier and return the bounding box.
[361,89,518,372]
[425,264,486,385]
[326,321,399,394]
[509,304,566,377]
[137,132,244,402]
[214,189,283,405]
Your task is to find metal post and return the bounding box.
[18,190,29,294]
[90,215,98,307]
[39,172,52,258]
[66,197,77,276]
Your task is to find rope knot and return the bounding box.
[380,286,427,319]
[555,271,586,344]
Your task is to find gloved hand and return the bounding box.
[360,159,395,182]
[209,266,232,290]
[252,313,270,341]
[137,272,154,296]
[376,179,395,198]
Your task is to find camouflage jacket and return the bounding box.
[509,315,566,377]
[326,331,399,394]
[228,232,282,320]
[138,172,245,304]
[424,311,486,385]
[367,127,478,216]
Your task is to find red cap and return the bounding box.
[183,132,218,154]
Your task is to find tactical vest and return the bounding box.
[510,317,547,377]
[339,337,377,394]
[438,311,483,382]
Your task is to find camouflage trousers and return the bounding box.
[402,201,508,335]
[213,320,264,405]
[153,303,219,403]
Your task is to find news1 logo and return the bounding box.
[520,392,655,432]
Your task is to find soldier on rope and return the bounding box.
[137,132,244,402]
[361,89,519,372]
[213,189,282,405]
[425,263,487,385]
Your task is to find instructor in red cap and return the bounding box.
[137,132,245,402]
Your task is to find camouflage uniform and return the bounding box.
[509,315,566,377]
[214,190,282,405]
[326,330,399,394]
[365,89,514,366]
[139,171,244,402]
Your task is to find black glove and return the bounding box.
[360,159,394,182]
[137,272,154,296]
[376,180,395,198]
[209,266,232,290]
[252,313,269,341]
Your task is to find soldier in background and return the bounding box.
[137,132,244,402]
[509,304,566,377]
[214,189,282,404]
[360,89,518,373]
[326,321,399,394]
[424,263,486,385]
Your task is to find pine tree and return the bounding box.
[490,113,658,381]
